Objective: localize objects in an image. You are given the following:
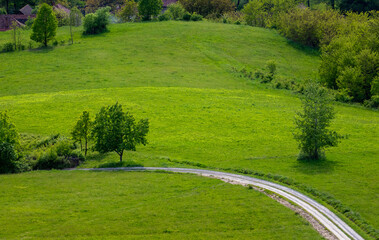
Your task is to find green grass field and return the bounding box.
[0,171,322,239]
[0,21,378,236]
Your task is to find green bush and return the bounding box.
[158,12,171,21]
[190,13,203,21]
[243,0,298,28]
[167,3,186,20]
[34,149,70,170]
[83,7,111,35]
[117,0,138,22]
[2,42,14,52]
[180,0,235,17]
[138,0,163,21]
[25,17,34,29]
[182,12,191,21]
[278,7,343,47]
[54,8,70,26]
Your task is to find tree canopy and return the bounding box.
[92,103,149,162]
[30,3,58,47]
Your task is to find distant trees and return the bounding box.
[339,0,379,12]
[92,103,149,162]
[30,3,58,47]
[117,0,138,22]
[71,111,92,156]
[83,6,110,34]
[179,0,235,17]
[138,0,162,20]
[294,82,342,160]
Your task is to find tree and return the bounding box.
[0,112,20,173]
[339,0,379,12]
[180,0,235,17]
[30,3,58,47]
[138,0,162,20]
[83,6,110,34]
[117,0,138,22]
[293,82,342,160]
[69,7,82,44]
[71,111,92,156]
[92,103,149,162]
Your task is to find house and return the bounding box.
[162,0,178,12]
[0,4,35,31]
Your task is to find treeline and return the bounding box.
[242,0,378,107]
[0,103,149,174]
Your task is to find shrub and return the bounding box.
[278,7,343,47]
[180,0,235,17]
[34,149,70,170]
[25,17,34,29]
[190,13,203,21]
[158,12,171,21]
[243,0,298,28]
[2,42,14,52]
[54,8,70,26]
[70,7,83,26]
[182,12,191,21]
[138,0,163,20]
[83,7,111,35]
[167,2,186,20]
[117,0,138,22]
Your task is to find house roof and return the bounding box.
[163,0,177,7]
[20,4,33,15]
[53,4,70,14]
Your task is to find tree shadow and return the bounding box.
[285,39,320,57]
[98,160,144,168]
[292,158,339,175]
[28,46,55,53]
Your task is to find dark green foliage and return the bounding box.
[92,103,149,162]
[71,111,92,156]
[0,142,18,173]
[25,16,34,29]
[0,7,6,14]
[179,0,235,17]
[54,8,69,26]
[182,11,191,20]
[138,0,162,20]
[158,12,171,21]
[294,82,342,160]
[339,0,379,12]
[2,42,14,52]
[117,0,138,22]
[83,7,110,35]
[190,13,202,21]
[30,3,58,47]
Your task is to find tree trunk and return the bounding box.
[307,0,310,8]
[119,150,123,162]
[331,0,335,9]
[84,137,88,156]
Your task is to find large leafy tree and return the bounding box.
[30,3,58,47]
[92,103,149,162]
[0,112,20,173]
[293,82,342,160]
[71,111,92,156]
[138,0,162,20]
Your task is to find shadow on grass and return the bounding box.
[98,160,143,168]
[292,158,339,175]
[286,39,320,57]
[29,46,55,53]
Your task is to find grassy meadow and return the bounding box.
[0,171,323,239]
[0,21,378,236]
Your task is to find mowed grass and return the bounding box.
[0,171,322,239]
[0,21,378,231]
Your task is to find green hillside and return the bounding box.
[0,21,378,235]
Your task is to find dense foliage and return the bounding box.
[30,3,58,47]
[0,112,21,173]
[83,6,110,34]
[85,0,123,13]
[294,82,341,160]
[71,111,92,156]
[92,103,149,162]
[242,0,300,28]
[166,2,186,20]
[69,6,82,26]
[138,0,162,20]
[117,0,138,22]
[339,0,379,12]
[179,0,235,17]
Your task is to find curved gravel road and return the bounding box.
[73,167,363,240]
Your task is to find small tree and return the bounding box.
[0,112,20,173]
[83,6,110,34]
[69,7,83,44]
[71,111,92,156]
[117,0,138,22]
[293,81,342,160]
[138,0,162,20]
[92,103,149,162]
[30,3,58,47]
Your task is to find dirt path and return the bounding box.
[72,167,363,240]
